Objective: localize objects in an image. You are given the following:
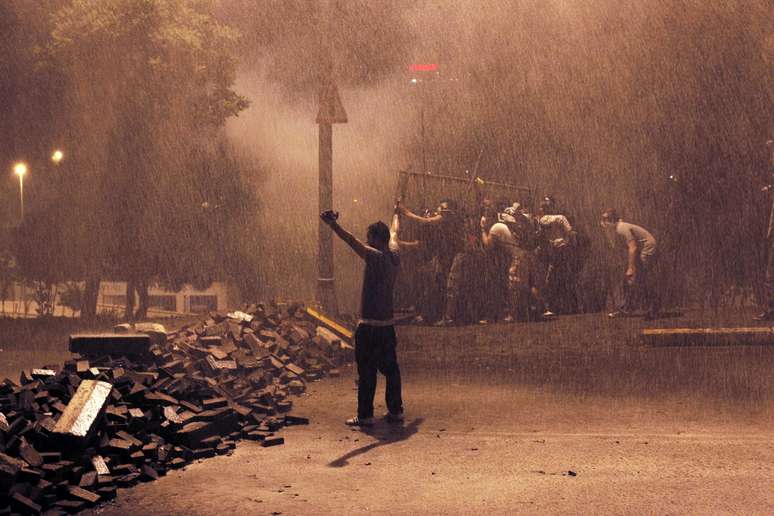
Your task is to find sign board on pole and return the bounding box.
[316,82,348,124]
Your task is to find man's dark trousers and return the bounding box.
[355,324,403,419]
[622,254,661,315]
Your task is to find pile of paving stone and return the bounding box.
[0,303,352,514]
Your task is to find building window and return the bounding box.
[148,295,177,311]
[103,295,126,307]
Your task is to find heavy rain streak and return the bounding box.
[1,1,774,514]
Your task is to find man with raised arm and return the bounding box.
[320,209,404,426]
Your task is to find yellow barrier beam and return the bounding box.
[642,326,774,346]
[305,307,353,341]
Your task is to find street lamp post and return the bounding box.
[13,162,27,222]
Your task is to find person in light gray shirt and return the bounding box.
[601,208,661,320]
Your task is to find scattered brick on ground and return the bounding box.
[0,303,352,514]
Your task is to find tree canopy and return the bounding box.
[4,0,259,317]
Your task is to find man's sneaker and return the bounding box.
[754,311,774,321]
[503,315,515,323]
[434,318,454,327]
[542,310,556,318]
[607,310,629,318]
[345,416,374,426]
[383,412,404,424]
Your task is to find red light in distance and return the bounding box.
[410,63,438,72]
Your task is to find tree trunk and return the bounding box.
[82,277,100,320]
[134,279,149,320]
[125,278,136,321]
[50,283,59,317]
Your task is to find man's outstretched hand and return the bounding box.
[320,210,339,226]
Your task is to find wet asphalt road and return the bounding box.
[84,311,774,515]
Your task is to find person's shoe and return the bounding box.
[345,416,374,426]
[754,311,774,321]
[503,315,515,323]
[383,411,404,424]
[607,310,630,318]
[478,318,491,325]
[542,310,556,318]
[434,318,454,327]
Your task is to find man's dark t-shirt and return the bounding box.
[437,210,465,258]
[360,243,400,321]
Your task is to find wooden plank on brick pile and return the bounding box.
[305,307,353,340]
[52,380,112,441]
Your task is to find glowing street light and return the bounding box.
[14,162,27,177]
[13,162,27,221]
[51,149,64,164]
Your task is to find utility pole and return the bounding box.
[316,0,347,315]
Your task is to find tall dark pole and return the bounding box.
[767,140,774,241]
[316,0,346,314]
[318,120,337,314]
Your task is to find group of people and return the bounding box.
[394,196,661,324]
[319,198,661,426]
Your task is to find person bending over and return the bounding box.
[320,210,404,426]
[600,208,660,320]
